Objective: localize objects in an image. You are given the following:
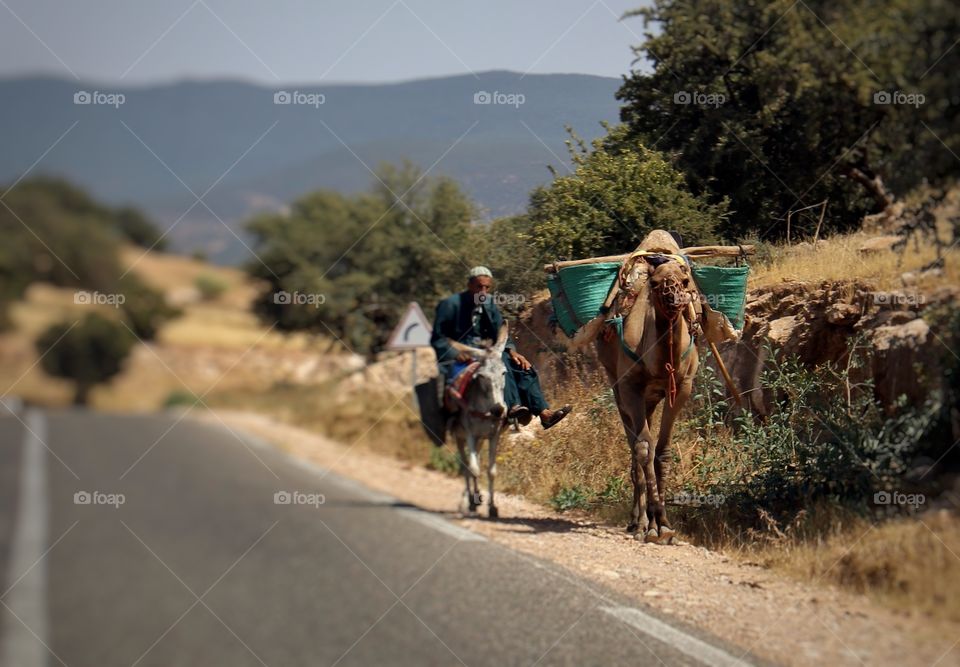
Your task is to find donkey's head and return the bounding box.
[451,324,509,420]
[645,257,692,320]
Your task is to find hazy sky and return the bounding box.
[0,0,652,84]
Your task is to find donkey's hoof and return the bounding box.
[488,506,499,519]
[625,522,639,533]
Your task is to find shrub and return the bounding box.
[194,274,229,301]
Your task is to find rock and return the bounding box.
[858,235,904,254]
[767,316,801,346]
[872,318,930,352]
[825,303,860,325]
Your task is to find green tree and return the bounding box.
[616,0,960,239]
[247,162,476,353]
[528,126,726,261]
[36,314,134,405]
[119,276,180,341]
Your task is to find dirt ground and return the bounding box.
[204,409,960,667]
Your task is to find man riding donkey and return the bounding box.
[431,266,572,429]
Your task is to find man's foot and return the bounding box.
[540,405,572,430]
[507,405,532,426]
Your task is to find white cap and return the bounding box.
[468,266,493,279]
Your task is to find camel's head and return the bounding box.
[646,257,692,320]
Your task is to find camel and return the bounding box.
[588,231,700,543]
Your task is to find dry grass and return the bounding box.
[749,231,958,291]
[765,509,960,622]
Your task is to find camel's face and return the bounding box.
[648,261,692,319]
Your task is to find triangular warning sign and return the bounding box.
[386,302,432,350]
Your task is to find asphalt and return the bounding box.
[0,407,760,666]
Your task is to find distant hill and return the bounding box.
[0,71,621,263]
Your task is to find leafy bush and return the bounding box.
[684,344,942,521]
[427,447,461,476]
[551,485,591,512]
[194,274,229,301]
[163,390,202,408]
[528,125,726,262]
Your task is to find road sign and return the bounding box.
[386,302,432,350]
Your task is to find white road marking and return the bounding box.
[0,397,23,415]
[395,507,486,542]
[213,418,485,542]
[601,606,752,667]
[1,409,51,667]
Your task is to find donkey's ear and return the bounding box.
[493,323,509,353]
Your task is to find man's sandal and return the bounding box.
[540,405,572,430]
[508,405,532,426]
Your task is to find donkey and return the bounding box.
[446,324,509,518]
[593,231,699,543]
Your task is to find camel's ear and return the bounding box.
[493,323,509,354]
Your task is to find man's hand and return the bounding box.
[456,351,474,363]
[509,350,532,370]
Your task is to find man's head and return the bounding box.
[467,266,494,302]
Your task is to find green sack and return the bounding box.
[690,264,749,330]
[547,262,621,338]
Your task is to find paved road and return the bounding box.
[0,407,759,666]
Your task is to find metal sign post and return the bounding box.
[386,302,433,409]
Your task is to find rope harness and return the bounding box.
[605,252,697,408]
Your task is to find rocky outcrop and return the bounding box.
[519,280,958,415]
[716,281,957,413]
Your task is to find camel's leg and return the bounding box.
[619,383,655,537]
[487,429,500,519]
[652,378,693,543]
[612,385,643,533]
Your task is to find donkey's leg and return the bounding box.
[456,432,475,514]
[487,428,501,519]
[466,430,481,479]
[471,438,483,507]
[652,378,693,543]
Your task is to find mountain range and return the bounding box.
[1,71,622,263]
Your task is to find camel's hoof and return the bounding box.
[643,528,661,543]
[625,523,639,533]
[488,506,499,519]
[659,526,676,544]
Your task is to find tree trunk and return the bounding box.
[73,383,91,406]
[844,166,895,211]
